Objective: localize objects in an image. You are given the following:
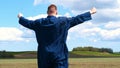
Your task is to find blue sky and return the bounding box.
[0,0,120,52]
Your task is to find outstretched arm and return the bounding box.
[17,13,36,30]
[68,7,97,28]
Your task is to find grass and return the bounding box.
[0,58,120,68]
[70,51,120,57]
[69,58,120,68]
[0,59,37,68]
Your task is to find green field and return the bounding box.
[0,58,120,68]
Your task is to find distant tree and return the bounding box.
[99,48,113,53]
[72,46,113,53]
[0,50,14,58]
[73,47,83,51]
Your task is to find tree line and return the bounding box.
[72,46,113,53]
[0,50,14,58]
[0,47,119,58]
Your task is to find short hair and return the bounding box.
[47,4,57,11]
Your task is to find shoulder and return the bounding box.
[58,16,67,19]
[34,18,47,22]
[57,16,68,21]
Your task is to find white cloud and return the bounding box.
[100,28,120,40]
[96,0,114,3]
[33,0,42,6]
[34,0,118,9]
[0,27,23,41]
[71,8,120,23]
[33,0,120,23]
[105,22,120,29]
[27,14,47,20]
[64,12,71,17]
[94,8,120,22]
[69,22,120,41]
[0,27,35,42]
[118,0,120,9]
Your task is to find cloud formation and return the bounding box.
[69,22,120,42]
[105,22,120,29]
[34,0,118,9]
[27,14,47,20]
[0,27,23,41]
[34,0,42,6]
[33,0,120,23]
[0,27,35,42]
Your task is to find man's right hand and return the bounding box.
[90,7,97,14]
[17,13,23,18]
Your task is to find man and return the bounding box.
[18,4,96,68]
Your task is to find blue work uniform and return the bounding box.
[19,12,92,68]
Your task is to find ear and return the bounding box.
[56,12,58,15]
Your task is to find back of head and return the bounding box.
[47,4,57,16]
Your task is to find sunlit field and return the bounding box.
[0,58,120,68]
[69,58,120,68]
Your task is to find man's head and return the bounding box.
[47,4,57,16]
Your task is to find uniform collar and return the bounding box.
[47,15,56,18]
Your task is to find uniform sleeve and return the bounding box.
[67,12,92,28]
[19,17,37,30]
